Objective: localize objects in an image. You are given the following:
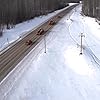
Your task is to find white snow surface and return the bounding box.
[1,4,100,100]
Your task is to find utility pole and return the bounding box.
[7,38,9,44]
[44,34,46,53]
[80,33,85,55]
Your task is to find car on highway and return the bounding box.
[58,15,62,18]
[49,20,55,25]
[25,40,33,45]
[37,28,44,35]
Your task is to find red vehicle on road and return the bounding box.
[25,40,33,45]
[49,20,55,25]
[37,28,44,35]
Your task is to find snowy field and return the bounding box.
[1,4,100,100]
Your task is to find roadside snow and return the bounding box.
[1,4,100,100]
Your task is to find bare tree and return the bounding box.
[82,0,100,20]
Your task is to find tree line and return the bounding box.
[82,0,100,20]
